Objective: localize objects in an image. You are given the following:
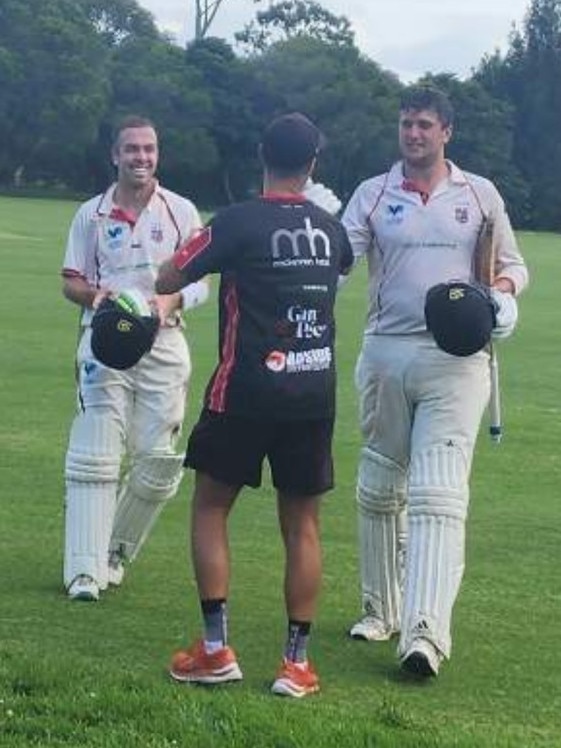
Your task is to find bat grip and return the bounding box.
[488,344,501,443]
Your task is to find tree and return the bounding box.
[476,0,561,229]
[194,0,228,39]
[0,0,110,188]
[235,0,354,54]
[78,0,159,45]
[245,35,401,199]
[185,37,263,203]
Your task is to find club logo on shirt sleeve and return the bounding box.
[173,226,212,270]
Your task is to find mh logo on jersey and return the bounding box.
[271,218,331,268]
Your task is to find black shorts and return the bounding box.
[185,409,334,496]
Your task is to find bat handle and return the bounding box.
[488,344,502,443]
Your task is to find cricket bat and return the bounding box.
[474,215,502,443]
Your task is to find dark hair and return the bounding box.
[399,85,454,127]
[261,112,325,174]
[112,115,157,149]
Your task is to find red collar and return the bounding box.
[108,206,137,227]
[402,179,430,205]
[261,191,305,203]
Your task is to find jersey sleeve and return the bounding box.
[341,178,383,263]
[172,193,204,243]
[337,223,354,275]
[172,206,242,283]
[488,184,529,295]
[61,202,97,284]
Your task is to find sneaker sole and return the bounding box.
[348,629,393,642]
[169,664,243,685]
[401,651,437,678]
[68,590,99,602]
[271,678,319,698]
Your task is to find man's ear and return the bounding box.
[443,124,453,144]
[306,156,317,180]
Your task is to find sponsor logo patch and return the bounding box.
[265,347,332,373]
[455,207,469,223]
[265,350,287,372]
[271,218,331,268]
[386,204,404,224]
[151,224,164,242]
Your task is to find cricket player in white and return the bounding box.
[62,116,208,601]
[342,85,528,676]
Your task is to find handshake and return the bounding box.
[490,288,518,340]
[302,178,342,216]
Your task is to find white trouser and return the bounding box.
[355,333,490,657]
[63,326,190,589]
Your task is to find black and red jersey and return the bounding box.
[174,194,353,419]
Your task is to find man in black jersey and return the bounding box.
[156,112,353,698]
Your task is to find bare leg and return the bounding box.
[191,471,240,600]
[277,492,322,621]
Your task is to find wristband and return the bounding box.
[180,280,209,311]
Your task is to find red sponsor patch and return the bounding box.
[173,226,212,270]
[265,351,287,372]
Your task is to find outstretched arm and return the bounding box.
[155,259,186,295]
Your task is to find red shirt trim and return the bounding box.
[209,280,239,412]
[173,226,212,270]
[261,192,306,203]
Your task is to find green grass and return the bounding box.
[0,196,559,747]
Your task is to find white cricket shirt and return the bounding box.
[342,160,529,336]
[62,182,201,325]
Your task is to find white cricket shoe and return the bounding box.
[67,574,100,602]
[400,638,442,678]
[348,615,395,641]
[107,552,125,587]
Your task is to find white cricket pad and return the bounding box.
[356,448,407,632]
[64,412,121,589]
[399,445,469,659]
[110,451,184,561]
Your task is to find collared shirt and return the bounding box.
[342,160,529,336]
[62,181,201,325]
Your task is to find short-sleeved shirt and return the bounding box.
[62,182,201,326]
[173,194,354,420]
[342,160,529,336]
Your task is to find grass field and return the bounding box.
[0,196,560,747]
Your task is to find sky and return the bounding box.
[137,0,532,83]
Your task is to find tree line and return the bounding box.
[1,0,560,229]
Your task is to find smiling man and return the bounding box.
[341,85,528,678]
[61,115,208,602]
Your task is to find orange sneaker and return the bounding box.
[169,640,243,685]
[271,658,320,698]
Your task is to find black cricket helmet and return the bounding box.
[91,296,160,370]
[424,281,496,357]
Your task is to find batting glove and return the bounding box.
[303,178,342,215]
[491,288,518,339]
